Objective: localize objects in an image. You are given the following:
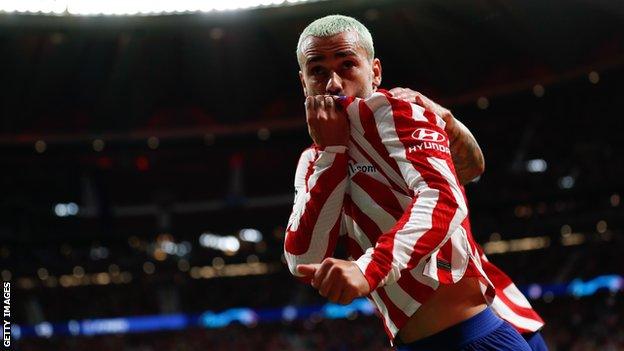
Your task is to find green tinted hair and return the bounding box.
[296,14,374,67]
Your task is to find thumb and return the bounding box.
[297,263,320,277]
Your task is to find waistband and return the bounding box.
[397,307,503,350]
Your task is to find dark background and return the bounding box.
[1,0,623,350]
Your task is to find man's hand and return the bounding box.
[297,258,370,305]
[389,87,485,184]
[305,95,349,147]
[388,87,456,129]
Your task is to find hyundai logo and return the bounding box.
[411,128,446,142]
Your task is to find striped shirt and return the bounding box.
[478,247,545,333]
[284,90,543,341]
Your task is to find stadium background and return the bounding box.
[1,0,623,350]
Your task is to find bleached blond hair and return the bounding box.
[296,15,375,67]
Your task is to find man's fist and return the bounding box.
[388,87,457,131]
[297,258,370,305]
[305,95,349,147]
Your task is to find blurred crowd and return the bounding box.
[8,232,622,324]
[15,292,623,351]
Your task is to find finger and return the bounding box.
[305,96,316,122]
[312,258,333,289]
[413,94,425,107]
[305,95,313,110]
[327,279,344,303]
[319,265,340,297]
[297,263,319,277]
[337,289,355,305]
[414,93,434,110]
[314,95,326,121]
[324,95,333,105]
[315,95,325,110]
[324,95,334,112]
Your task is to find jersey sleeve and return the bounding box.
[477,247,546,333]
[350,93,469,291]
[284,145,348,277]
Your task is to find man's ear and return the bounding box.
[372,58,382,89]
[299,71,308,96]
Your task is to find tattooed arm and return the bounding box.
[445,117,485,184]
[389,87,485,184]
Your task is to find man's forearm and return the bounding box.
[446,118,485,185]
[284,146,347,277]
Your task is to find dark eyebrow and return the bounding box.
[305,50,358,65]
[335,50,357,58]
[306,55,324,65]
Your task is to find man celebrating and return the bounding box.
[284,15,545,350]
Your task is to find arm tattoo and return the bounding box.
[447,119,485,185]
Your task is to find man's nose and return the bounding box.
[326,72,343,96]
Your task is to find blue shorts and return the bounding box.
[523,331,549,351]
[396,307,531,351]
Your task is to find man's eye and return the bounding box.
[342,61,355,69]
[311,66,326,75]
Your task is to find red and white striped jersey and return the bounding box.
[478,247,545,333]
[284,90,543,341]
